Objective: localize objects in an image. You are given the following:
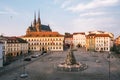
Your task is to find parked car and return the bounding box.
[41,51,47,55]
[24,57,31,61]
[31,55,37,58]
[20,73,28,78]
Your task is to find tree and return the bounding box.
[111,44,120,54]
[6,53,14,62]
[116,45,120,54]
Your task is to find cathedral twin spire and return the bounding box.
[33,11,41,32]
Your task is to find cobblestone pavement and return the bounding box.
[0,48,120,80]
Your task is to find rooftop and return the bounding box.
[24,31,64,37]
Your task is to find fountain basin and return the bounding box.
[57,62,88,72]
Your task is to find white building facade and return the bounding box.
[22,32,64,52]
[0,36,28,57]
[73,33,86,48]
[95,34,111,51]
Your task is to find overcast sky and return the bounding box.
[0,0,120,38]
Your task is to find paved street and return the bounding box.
[0,48,120,80]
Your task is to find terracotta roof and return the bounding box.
[3,37,28,43]
[95,34,111,37]
[87,33,96,36]
[86,34,111,38]
[24,32,64,37]
[73,32,85,35]
[65,35,73,38]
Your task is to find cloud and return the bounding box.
[66,0,119,12]
[61,0,73,8]
[70,17,120,33]
[53,0,62,4]
[80,11,106,17]
[0,11,7,15]
[0,7,18,15]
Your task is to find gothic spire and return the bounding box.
[38,10,41,25]
[33,11,36,27]
[31,22,32,27]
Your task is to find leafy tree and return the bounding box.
[111,44,120,54]
[6,53,14,62]
[116,45,120,54]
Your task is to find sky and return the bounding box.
[0,0,120,38]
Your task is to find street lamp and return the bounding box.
[107,51,111,80]
[20,51,28,78]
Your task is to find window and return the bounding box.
[59,43,61,45]
[59,47,61,49]
[37,43,39,45]
[45,43,47,45]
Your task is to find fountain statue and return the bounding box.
[57,43,88,72]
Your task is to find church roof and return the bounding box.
[41,24,52,31]
[28,24,52,32]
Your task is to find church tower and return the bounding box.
[36,10,41,32]
[38,10,41,26]
[33,12,36,27]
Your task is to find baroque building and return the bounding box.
[22,11,64,52]
[0,36,28,56]
[0,36,28,63]
[86,33,112,52]
[73,32,86,48]
[114,36,120,46]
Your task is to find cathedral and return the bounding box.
[22,11,64,52]
[26,11,52,34]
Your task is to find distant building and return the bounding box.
[86,33,111,51]
[114,36,120,46]
[73,32,86,48]
[0,36,28,57]
[95,34,111,51]
[86,34,96,51]
[64,34,73,48]
[22,11,64,52]
[0,41,4,67]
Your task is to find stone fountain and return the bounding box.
[57,44,88,72]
